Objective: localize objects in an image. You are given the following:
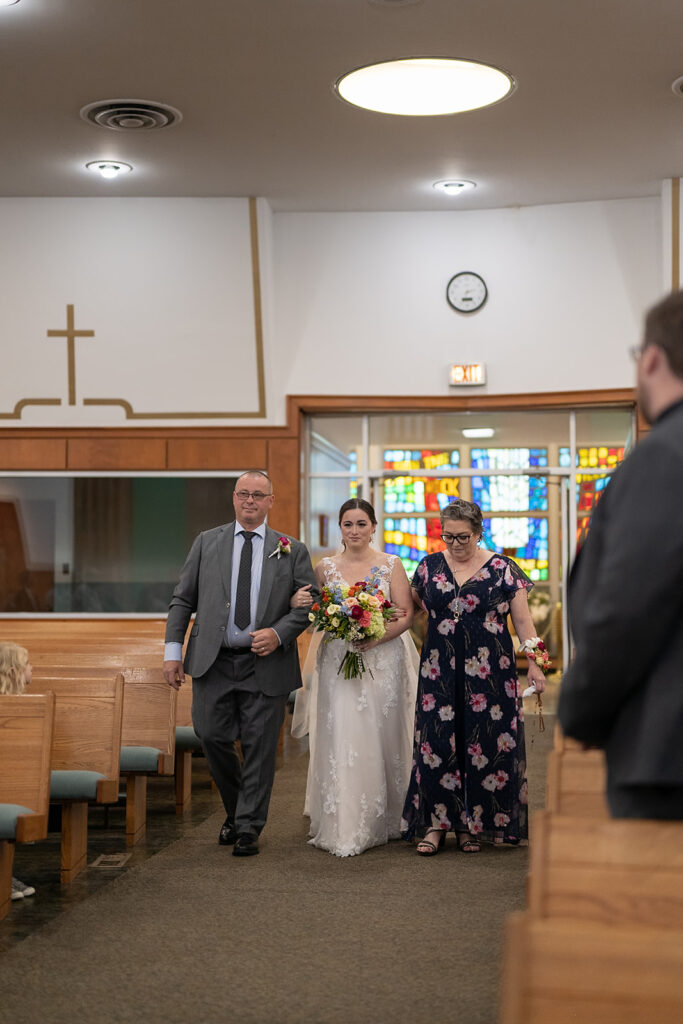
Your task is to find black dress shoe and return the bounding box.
[218,819,237,846]
[232,833,259,857]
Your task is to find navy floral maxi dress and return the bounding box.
[401,553,532,845]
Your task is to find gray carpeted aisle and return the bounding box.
[0,712,552,1024]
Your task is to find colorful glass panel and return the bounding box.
[384,516,445,577]
[481,516,549,582]
[470,447,548,512]
[384,449,460,471]
[559,446,625,537]
[349,450,358,499]
[383,476,460,513]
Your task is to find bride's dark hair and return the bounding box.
[338,498,377,527]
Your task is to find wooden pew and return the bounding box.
[32,663,176,846]
[0,619,166,639]
[174,678,204,813]
[528,811,683,926]
[26,675,123,882]
[119,667,177,844]
[545,728,609,818]
[0,693,55,920]
[501,914,683,1024]
[502,813,683,1023]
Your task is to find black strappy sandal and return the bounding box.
[416,830,446,856]
[458,833,481,853]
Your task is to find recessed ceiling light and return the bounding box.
[86,160,133,180]
[672,75,683,97]
[433,179,476,195]
[462,427,495,439]
[335,57,515,116]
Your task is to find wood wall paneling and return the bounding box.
[67,438,168,471]
[267,438,300,539]
[0,439,66,470]
[166,439,267,470]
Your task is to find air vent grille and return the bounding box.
[80,99,182,131]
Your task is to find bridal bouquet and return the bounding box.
[308,578,394,679]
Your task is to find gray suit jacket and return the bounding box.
[165,522,317,697]
[558,400,683,789]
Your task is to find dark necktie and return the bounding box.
[234,531,256,630]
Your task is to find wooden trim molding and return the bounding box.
[0,389,639,540]
[288,389,636,419]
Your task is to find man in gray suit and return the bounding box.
[558,290,683,819]
[163,471,316,855]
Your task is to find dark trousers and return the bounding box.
[608,783,683,820]
[192,649,288,837]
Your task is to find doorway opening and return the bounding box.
[303,405,635,672]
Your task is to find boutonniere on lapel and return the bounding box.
[269,536,292,559]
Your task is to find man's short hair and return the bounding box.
[644,290,683,379]
[235,470,272,492]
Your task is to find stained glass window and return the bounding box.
[384,516,445,576]
[384,476,459,514]
[349,450,358,499]
[384,449,460,472]
[482,516,549,582]
[559,445,625,540]
[470,448,548,512]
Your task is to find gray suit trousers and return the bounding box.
[192,647,288,836]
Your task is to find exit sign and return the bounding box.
[449,363,487,386]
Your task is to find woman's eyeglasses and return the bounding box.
[441,532,473,545]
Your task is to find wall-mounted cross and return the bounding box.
[46,304,95,405]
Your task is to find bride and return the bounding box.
[291,498,418,857]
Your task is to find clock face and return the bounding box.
[446,272,488,313]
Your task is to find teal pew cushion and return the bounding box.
[175,726,203,752]
[120,746,162,772]
[0,803,35,840]
[50,770,106,801]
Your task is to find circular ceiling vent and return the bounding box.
[80,99,183,131]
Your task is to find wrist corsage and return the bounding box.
[519,637,548,733]
[269,536,291,559]
[518,636,550,671]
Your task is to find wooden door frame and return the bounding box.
[0,387,639,545]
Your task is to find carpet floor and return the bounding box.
[0,709,552,1024]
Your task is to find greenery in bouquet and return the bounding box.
[308,575,394,679]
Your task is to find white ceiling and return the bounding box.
[3,0,683,212]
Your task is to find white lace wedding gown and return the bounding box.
[292,556,419,857]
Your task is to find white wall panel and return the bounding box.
[272,198,661,406]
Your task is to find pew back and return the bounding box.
[501,913,683,1024]
[0,692,55,840]
[31,664,176,774]
[27,674,124,800]
[529,810,683,928]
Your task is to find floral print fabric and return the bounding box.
[401,553,532,845]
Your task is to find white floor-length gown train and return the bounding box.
[292,556,419,857]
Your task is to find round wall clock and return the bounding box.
[446,272,488,313]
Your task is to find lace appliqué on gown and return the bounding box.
[292,556,419,857]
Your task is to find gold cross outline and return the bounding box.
[46,304,95,405]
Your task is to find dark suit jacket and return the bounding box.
[558,400,683,790]
[165,522,317,697]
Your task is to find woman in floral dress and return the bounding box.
[401,498,547,854]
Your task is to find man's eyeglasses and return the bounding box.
[234,490,272,501]
[441,532,473,545]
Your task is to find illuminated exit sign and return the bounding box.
[449,363,487,386]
